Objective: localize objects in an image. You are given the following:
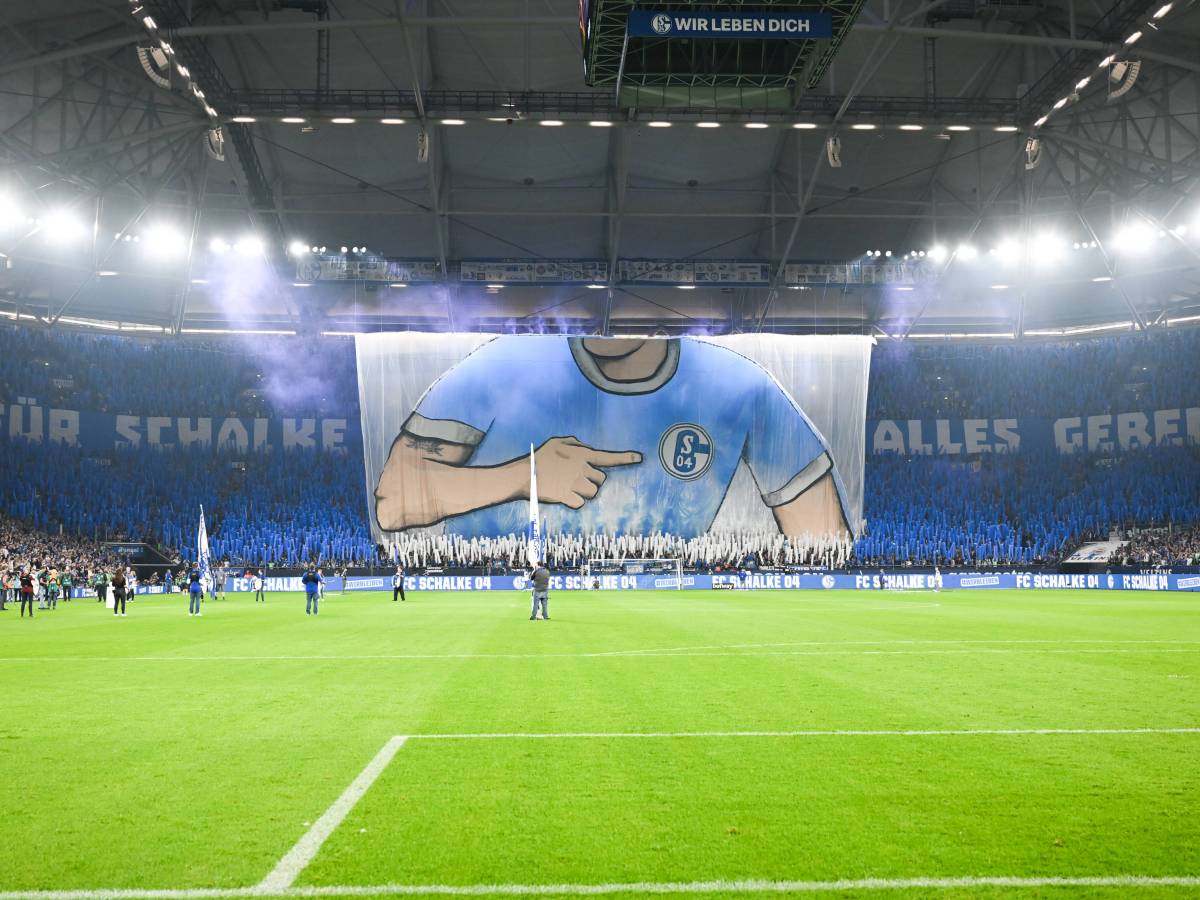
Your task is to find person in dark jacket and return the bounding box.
[188,568,203,616]
[19,570,35,618]
[529,563,550,621]
[111,569,127,617]
[303,567,320,615]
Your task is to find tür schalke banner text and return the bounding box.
[628,10,833,39]
[1,399,359,453]
[869,406,1200,455]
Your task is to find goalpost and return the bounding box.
[582,558,684,590]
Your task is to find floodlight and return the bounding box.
[696,122,721,129]
[540,120,564,127]
[793,123,818,130]
[234,235,264,257]
[340,246,349,254]
[0,195,24,231]
[1124,31,1142,44]
[330,118,357,124]
[142,224,186,258]
[899,124,924,131]
[41,209,88,243]
[995,239,1021,264]
[289,241,309,256]
[955,243,978,261]
[1032,231,1066,264]
[209,237,231,254]
[1114,222,1155,254]
[927,245,948,263]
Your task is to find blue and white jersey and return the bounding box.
[402,336,848,538]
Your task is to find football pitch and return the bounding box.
[1,588,1197,899]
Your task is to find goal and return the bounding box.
[582,558,684,590]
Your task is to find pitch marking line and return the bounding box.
[256,736,409,894]
[405,728,1200,740]
[3,875,1199,898]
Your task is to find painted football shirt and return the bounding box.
[403,335,847,538]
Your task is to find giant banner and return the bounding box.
[0,399,358,453]
[355,334,871,544]
[868,408,1200,455]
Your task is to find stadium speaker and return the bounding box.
[416,129,430,164]
[1024,137,1042,171]
[825,135,842,169]
[1108,60,1141,100]
[136,45,173,89]
[205,126,226,163]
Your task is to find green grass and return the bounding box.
[0,587,1197,898]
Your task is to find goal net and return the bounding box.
[582,558,684,590]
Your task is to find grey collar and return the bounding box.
[568,338,681,395]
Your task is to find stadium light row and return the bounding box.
[3,196,1199,266]
[222,115,1025,133]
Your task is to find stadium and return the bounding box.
[1,0,1199,897]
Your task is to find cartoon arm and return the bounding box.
[746,381,852,539]
[374,428,642,532]
[770,470,849,538]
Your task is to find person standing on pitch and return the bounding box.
[392,565,406,602]
[529,562,550,621]
[19,568,35,618]
[111,568,127,617]
[303,566,320,615]
[187,567,203,616]
[253,569,266,603]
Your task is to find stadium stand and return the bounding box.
[868,329,1200,419]
[0,326,359,418]
[0,325,1197,569]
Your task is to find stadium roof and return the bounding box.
[0,0,1199,337]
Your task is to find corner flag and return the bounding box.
[198,505,212,589]
[526,444,543,567]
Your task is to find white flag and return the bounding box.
[526,444,543,567]
[197,505,212,589]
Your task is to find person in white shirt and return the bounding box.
[253,570,266,603]
[391,566,406,602]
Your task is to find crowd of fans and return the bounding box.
[0,326,359,419]
[0,325,1197,572]
[1114,525,1200,567]
[868,328,1200,419]
[0,437,376,567]
[853,445,1200,567]
[0,514,127,613]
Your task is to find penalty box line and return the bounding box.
[256,736,409,893]
[255,728,1200,886]
[103,727,1200,898]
